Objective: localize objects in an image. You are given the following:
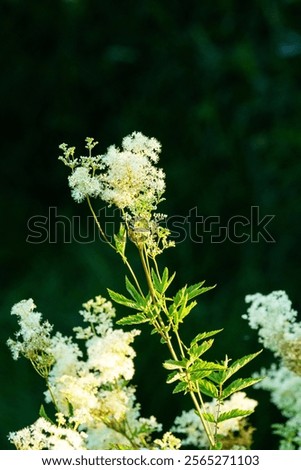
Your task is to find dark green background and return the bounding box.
[1,0,301,449]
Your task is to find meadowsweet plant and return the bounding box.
[8,132,262,450]
[244,290,301,449]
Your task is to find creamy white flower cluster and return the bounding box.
[59,132,165,218]
[7,299,54,376]
[59,132,174,257]
[7,296,171,449]
[8,417,87,450]
[252,364,301,449]
[244,291,301,355]
[171,392,258,449]
[244,290,301,449]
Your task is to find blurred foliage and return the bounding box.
[1,0,301,449]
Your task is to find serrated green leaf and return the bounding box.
[221,377,262,400]
[163,358,187,370]
[190,329,223,347]
[202,412,216,423]
[116,313,148,326]
[186,282,216,300]
[151,269,161,292]
[166,371,182,384]
[190,369,213,381]
[217,408,254,423]
[173,381,188,394]
[190,359,225,372]
[222,350,262,382]
[161,267,169,289]
[125,277,145,307]
[208,370,225,385]
[179,300,197,323]
[107,289,137,309]
[161,267,176,293]
[198,379,219,398]
[173,286,187,307]
[151,267,176,294]
[190,339,214,359]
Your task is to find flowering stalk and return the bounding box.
[57,132,262,449]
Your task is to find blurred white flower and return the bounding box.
[244,290,301,355]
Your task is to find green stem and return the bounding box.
[86,196,113,247]
[164,335,215,448]
[87,197,144,296]
[192,385,216,448]
[214,385,223,440]
[138,244,156,301]
[137,245,170,341]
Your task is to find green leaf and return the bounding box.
[224,350,263,381]
[173,381,188,394]
[114,223,127,258]
[186,282,216,301]
[161,267,176,293]
[212,441,223,450]
[202,412,215,423]
[125,276,145,307]
[190,359,225,372]
[67,398,74,417]
[189,369,214,381]
[163,358,187,370]
[217,408,254,423]
[151,267,176,294]
[151,269,161,293]
[190,329,223,347]
[170,282,215,327]
[221,377,262,400]
[116,313,148,325]
[198,379,219,398]
[39,405,54,424]
[178,300,197,323]
[173,286,187,307]
[190,339,214,359]
[208,370,226,385]
[107,289,137,309]
[166,371,182,384]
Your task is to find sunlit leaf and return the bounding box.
[108,289,137,309]
[117,313,148,325]
[198,379,219,398]
[163,358,187,370]
[190,329,223,347]
[222,350,262,382]
[221,377,262,400]
[217,408,254,423]
[173,381,188,394]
